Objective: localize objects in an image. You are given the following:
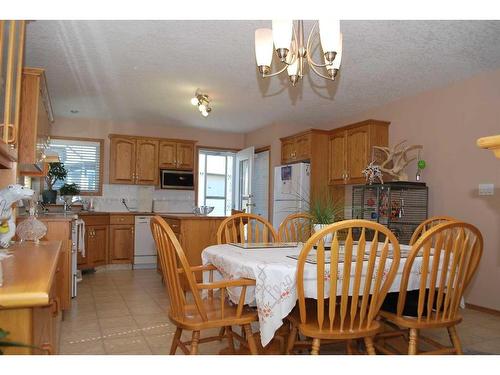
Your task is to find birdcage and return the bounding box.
[351,182,428,244]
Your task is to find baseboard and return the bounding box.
[465,303,500,317]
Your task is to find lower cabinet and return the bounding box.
[78,214,134,269]
[88,225,109,266]
[0,256,61,355]
[109,224,134,263]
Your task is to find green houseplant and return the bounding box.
[309,191,345,243]
[59,183,80,196]
[43,162,67,204]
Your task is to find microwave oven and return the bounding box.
[160,170,195,190]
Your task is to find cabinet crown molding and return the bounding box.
[108,133,197,144]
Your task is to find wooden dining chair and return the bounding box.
[150,216,260,354]
[409,216,457,245]
[217,213,278,244]
[287,219,401,355]
[375,221,483,355]
[278,213,313,243]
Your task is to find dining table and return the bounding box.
[201,241,439,347]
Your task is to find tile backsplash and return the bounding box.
[89,184,195,213]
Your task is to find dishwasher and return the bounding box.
[133,216,157,269]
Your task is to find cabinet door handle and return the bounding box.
[50,298,59,317]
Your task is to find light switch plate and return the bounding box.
[479,183,494,196]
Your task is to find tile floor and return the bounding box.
[59,269,500,355]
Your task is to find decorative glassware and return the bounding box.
[16,206,47,243]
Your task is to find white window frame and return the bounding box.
[47,136,104,196]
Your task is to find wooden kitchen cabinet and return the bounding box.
[109,224,134,263]
[280,131,312,164]
[159,140,195,170]
[328,120,389,185]
[109,136,136,184]
[136,139,159,185]
[0,242,62,354]
[17,67,54,173]
[88,225,109,266]
[158,140,177,169]
[78,214,110,270]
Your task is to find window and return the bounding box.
[197,149,235,216]
[47,137,104,195]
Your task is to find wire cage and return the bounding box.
[351,182,428,245]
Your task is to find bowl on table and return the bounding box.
[193,206,215,215]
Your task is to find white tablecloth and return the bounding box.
[201,243,429,346]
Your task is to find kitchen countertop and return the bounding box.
[18,211,229,220]
[0,241,62,308]
[160,213,228,220]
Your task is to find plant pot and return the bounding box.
[42,190,57,204]
[313,224,334,245]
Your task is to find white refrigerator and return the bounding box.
[272,163,310,228]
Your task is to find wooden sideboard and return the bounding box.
[0,241,62,354]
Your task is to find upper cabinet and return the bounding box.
[18,68,54,172]
[136,139,159,185]
[159,140,195,170]
[109,136,137,184]
[0,20,27,168]
[327,120,389,185]
[109,135,196,185]
[280,131,313,164]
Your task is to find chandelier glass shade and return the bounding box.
[191,90,212,117]
[254,20,343,86]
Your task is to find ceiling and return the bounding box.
[25,20,500,133]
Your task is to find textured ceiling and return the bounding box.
[25,20,500,133]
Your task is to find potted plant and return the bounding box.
[59,183,80,209]
[309,191,344,243]
[43,162,67,204]
[59,183,80,197]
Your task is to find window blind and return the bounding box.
[47,139,101,194]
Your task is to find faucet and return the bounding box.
[64,198,83,212]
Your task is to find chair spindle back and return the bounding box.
[217,213,278,244]
[410,216,457,245]
[397,221,483,323]
[278,213,313,243]
[150,216,208,321]
[297,220,401,332]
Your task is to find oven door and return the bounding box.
[161,170,195,190]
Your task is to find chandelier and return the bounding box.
[190,90,212,117]
[254,20,342,86]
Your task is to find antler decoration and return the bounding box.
[373,140,423,181]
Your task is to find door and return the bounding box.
[88,225,108,266]
[252,150,269,219]
[136,139,159,185]
[110,137,136,184]
[159,141,177,169]
[234,146,254,212]
[176,142,194,170]
[328,131,347,185]
[346,126,370,183]
[110,225,134,263]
